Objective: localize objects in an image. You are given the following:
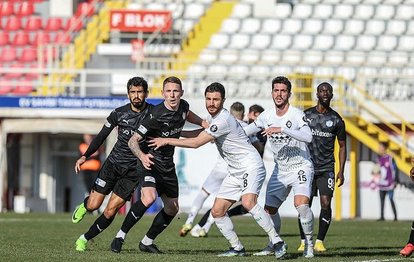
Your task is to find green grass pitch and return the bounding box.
[0,212,410,261]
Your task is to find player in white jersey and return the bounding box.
[244,76,315,258]
[149,82,287,258]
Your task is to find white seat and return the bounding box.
[313,35,334,50]
[346,51,365,65]
[228,33,250,49]
[199,50,217,63]
[374,5,395,20]
[260,50,281,63]
[343,20,364,35]
[270,34,292,50]
[250,34,271,49]
[208,64,228,74]
[388,52,409,66]
[302,19,322,34]
[334,35,355,51]
[336,67,356,80]
[261,19,281,34]
[397,36,414,51]
[303,51,323,64]
[251,65,271,75]
[312,4,333,19]
[219,49,238,63]
[229,65,250,76]
[221,18,240,34]
[208,34,229,49]
[385,20,406,35]
[184,3,205,19]
[365,20,385,35]
[281,18,302,34]
[323,19,344,34]
[283,50,301,64]
[292,35,313,50]
[353,5,374,19]
[395,5,414,20]
[407,21,414,35]
[334,4,353,19]
[366,52,387,65]
[239,50,260,63]
[240,18,261,34]
[274,3,292,19]
[146,3,165,10]
[187,64,207,74]
[376,35,397,51]
[291,3,313,19]
[355,35,376,51]
[232,3,252,18]
[166,3,184,18]
[324,51,344,64]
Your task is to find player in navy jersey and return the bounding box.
[72,76,153,251]
[110,76,207,254]
[297,82,347,253]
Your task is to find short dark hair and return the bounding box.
[230,102,245,115]
[205,82,225,99]
[271,76,292,93]
[317,82,333,92]
[249,104,264,114]
[163,76,182,90]
[127,77,148,93]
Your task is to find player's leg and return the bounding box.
[191,208,211,237]
[180,188,209,236]
[400,221,414,257]
[298,175,317,252]
[387,190,397,221]
[72,191,105,223]
[379,190,386,220]
[227,202,248,216]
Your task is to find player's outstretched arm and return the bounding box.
[336,139,347,187]
[128,133,154,170]
[149,131,214,150]
[187,110,209,128]
[181,128,204,138]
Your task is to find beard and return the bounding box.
[131,100,144,109]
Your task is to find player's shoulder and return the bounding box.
[304,106,317,114]
[289,105,305,116]
[113,103,131,113]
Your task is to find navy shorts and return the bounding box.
[311,170,335,198]
[137,162,179,198]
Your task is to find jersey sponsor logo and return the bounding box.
[104,121,111,128]
[286,120,292,128]
[311,129,334,137]
[304,116,312,124]
[162,127,183,137]
[95,178,106,187]
[210,125,218,132]
[144,176,156,183]
[138,125,148,134]
[326,120,333,127]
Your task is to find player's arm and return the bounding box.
[281,124,313,143]
[244,122,262,136]
[187,110,209,128]
[336,139,346,187]
[149,131,214,150]
[181,128,205,138]
[75,123,113,174]
[128,132,154,170]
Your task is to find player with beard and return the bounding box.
[73,76,153,251]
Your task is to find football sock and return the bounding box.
[297,204,314,244]
[227,204,248,217]
[120,199,149,234]
[141,235,153,246]
[214,214,243,250]
[409,221,414,244]
[185,190,209,225]
[317,208,332,241]
[271,212,281,234]
[198,209,211,227]
[146,208,175,240]
[84,214,114,240]
[249,204,282,244]
[203,212,215,232]
[298,216,305,240]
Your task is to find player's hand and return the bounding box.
[139,153,154,170]
[410,167,414,182]
[262,127,281,136]
[148,138,169,150]
[336,172,345,187]
[201,119,209,129]
[75,156,86,174]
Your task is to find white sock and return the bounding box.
[116,230,126,240]
[214,214,243,250]
[185,190,209,225]
[141,235,153,246]
[79,234,87,241]
[249,204,283,245]
[271,212,281,234]
[297,204,314,245]
[202,212,215,232]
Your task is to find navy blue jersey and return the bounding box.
[304,106,346,172]
[135,99,190,173]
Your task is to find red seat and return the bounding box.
[25,62,43,79]
[16,1,34,16]
[12,31,31,46]
[0,47,17,62]
[0,84,13,95]
[32,32,51,47]
[25,16,43,31]
[42,46,58,62]
[45,17,63,31]
[0,2,14,16]
[64,17,83,32]
[4,62,24,79]
[54,32,71,45]
[12,77,34,95]
[19,47,37,62]
[3,16,23,31]
[75,2,95,17]
[0,32,10,46]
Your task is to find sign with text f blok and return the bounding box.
[110,10,172,32]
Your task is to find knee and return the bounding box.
[141,194,157,207]
[103,207,117,218]
[241,199,256,212]
[320,200,331,210]
[163,204,179,216]
[211,207,225,218]
[85,197,101,211]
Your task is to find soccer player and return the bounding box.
[149,82,287,258]
[72,76,153,251]
[294,82,347,252]
[244,76,315,258]
[110,76,206,254]
[400,159,414,257]
[247,104,266,157]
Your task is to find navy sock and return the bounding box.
[317,208,332,241]
[84,214,114,240]
[146,209,175,240]
[120,199,149,234]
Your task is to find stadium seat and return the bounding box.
[334,4,353,19]
[54,32,71,45]
[274,3,291,19]
[291,3,312,19]
[283,50,301,64]
[12,78,34,95]
[16,1,34,16]
[209,34,229,49]
[343,20,364,35]
[334,35,355,51]
[388,52,409,66]
[0,32,10,46]
[25,16,43,31]
[397,36,414,51]
[355,35,376,51]
[239,50,259,63]
[220,19,240,34]
[260,50,281,64]
[270,34,292,50]
[219,49,238,63]
[292,35,313,50]
[12,31,30,46]
[64,17,83,32]
[4,62,24,79]
[281,18,302,34]
[365,20,385,35]
[75,2,95,17]
[312,4,332,19]
[240,18,260,34]
[3,16,23,31]
[374,5,394,20]
[261,19,281,34]
[346,51,365,65]
[0,46,17,62]
[45,17,63,31]
[183,3,204,19]
[228,33,250,49]
[395,5,414,20]
[199,50,217,63]
[376,35,397,51]
[146,3,165,10]
[324,51,344,64]
[0,83,13,95]
[231,3,251,18]
[32,32,51,47]
[385,20,406,35]
[323,19,343,35]
[353,5,374,19]
[313,35,334,50]
[0,2,14,16]
[366,51,387,65]
[303,51,323,64]
[302,19,322,34]
[250,34,271,49]
[19,47,38,62]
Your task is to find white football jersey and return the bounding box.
[255,106,312,172]
[206,108,261,173]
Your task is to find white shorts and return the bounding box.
[265,163,314,208]
[216,160,266,201]
[202,157,228,194]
